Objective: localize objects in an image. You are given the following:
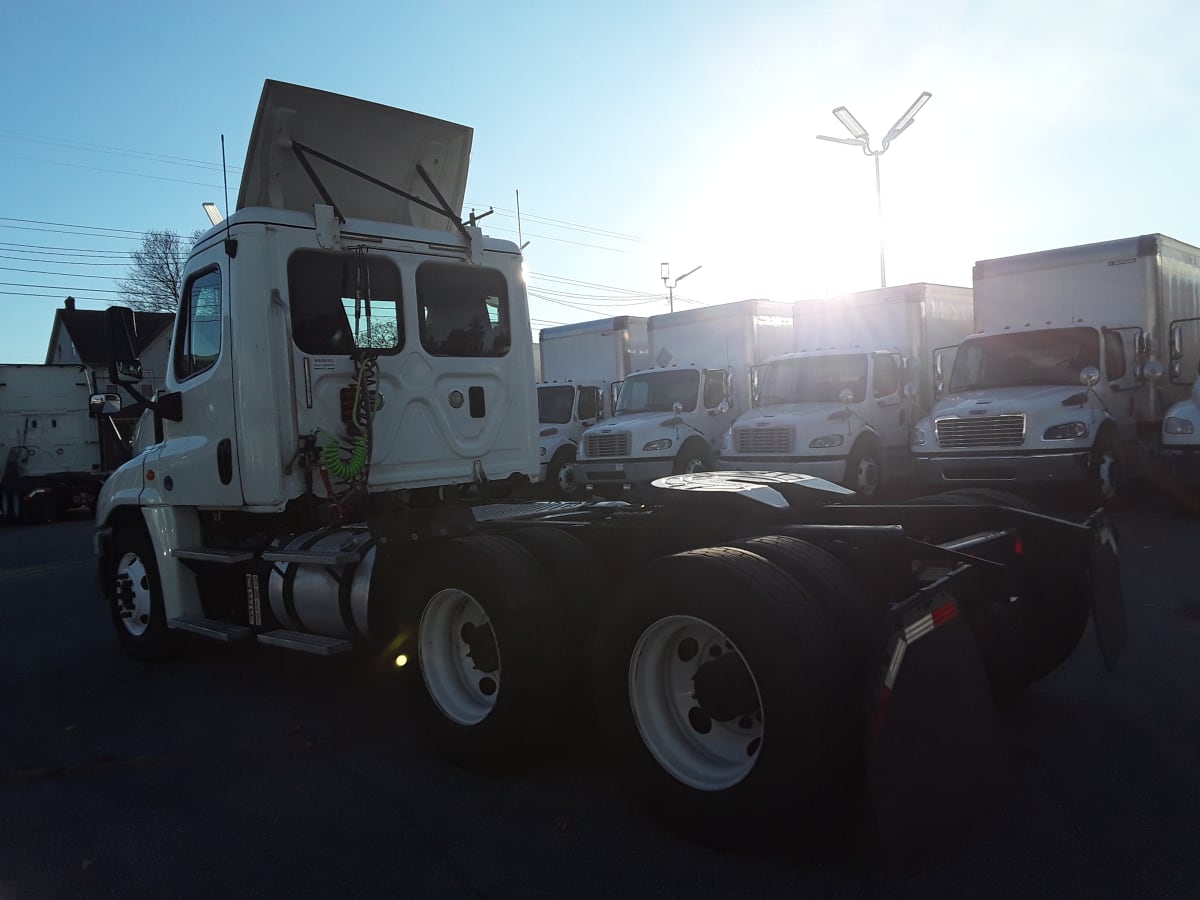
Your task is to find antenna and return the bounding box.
[516,189,529,250]
[221,134,237,258]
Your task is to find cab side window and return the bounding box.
[703,370,727,408]
[577,386,601,421]
[1104,331,1126,380]
[174,267,223,381]
[873,354,900,398]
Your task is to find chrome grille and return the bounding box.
[935,414,1026,448]
[734,427,794,454]
[584,432,631,457]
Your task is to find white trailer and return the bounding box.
[90,80,1124,854]
[719,284,972,495]
[912,234,1200,504]
[1,363,107,523]
[574,300,792,498]
[535,316,648,495]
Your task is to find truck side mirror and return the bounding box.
[89,393,122,418]
[903,383,918,400]
[1080,366,1101,387]
[105,306,143,386]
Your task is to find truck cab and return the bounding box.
[912,322,1142,500]
[536,380,607,495]
[719,348,908,495]
[1161,359,1200,487]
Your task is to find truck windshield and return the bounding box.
[758,354,868,405]
[950,327,1100,391]
[616,369,699,414]
[537,385,575,424]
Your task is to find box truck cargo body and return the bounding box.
[719,283,972,495]
[912,234,1200,502]
[535,316,648,494]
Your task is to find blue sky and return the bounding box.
[2,0,1197,363]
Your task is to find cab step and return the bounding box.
[168,616,254,642]
[172,547,256,564]
[256,630,353,656]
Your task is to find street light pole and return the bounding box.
[816,91,932,289]
[661,262,702,314]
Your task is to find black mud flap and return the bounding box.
[1087,512,1125,672]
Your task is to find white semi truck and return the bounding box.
[719,284,973,496]
[1,363,109,524]
[911,235,1200,504]
[574,300,793,499]
[535,316,648,496]
[93,80,1126,851]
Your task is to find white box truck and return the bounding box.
[718,284,973,496]
[89,80,1124,854]
[1,363,107,523]
[911,234,1200,504]
[535,316,648,495]
[574,300,793,498]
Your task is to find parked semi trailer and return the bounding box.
[1,363,108,523]
[93,81,1125,849]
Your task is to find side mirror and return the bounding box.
[902,383,918,399]
[104,306,143,386]
[1080,366,1101,387]
[89,392,122,418]
[1143,360,1164,382]
[709,400,730,415]
[838,388,855,405]
[672,400,684,415]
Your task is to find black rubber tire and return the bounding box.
[672,442,712,475]
[504,525,607,634]
[108,526,176,661]
[903,490,1090,704]
[545,448,579,498]
[594,546,862,850]
[406,534,571,772]
[727,536,884,681]
[1086,433,1122,508]
[843,440,883,497]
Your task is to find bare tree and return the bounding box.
[118,229,205,312]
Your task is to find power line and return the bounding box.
[0,129,242,173]
[0,266,127,280]
[1,281,123,294]
[0,217,150,236]
[0,152,225,189]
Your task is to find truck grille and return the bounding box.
[734,427,794,454]
[935,414,1026,448]
[584,432,631,457]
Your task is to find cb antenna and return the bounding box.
[221,134,237,258]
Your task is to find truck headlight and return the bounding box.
[1165,417,1195,435]
[911,427,928,447]
[720,429,732,452]
[809,434,845,449]
[1043,422,1089,440]
[642,438,673,452]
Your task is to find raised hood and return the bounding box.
[237,80,472,231]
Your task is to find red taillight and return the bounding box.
[1013,536,1024,557]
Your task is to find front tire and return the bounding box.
[1088,435,1122,507]
[672,443,711,475]
[545,448,579,498]
[108,526,175,661]
[843,441,882,496]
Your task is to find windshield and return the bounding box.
[758,354,869,405]
[616,369,699,414]
[537,384,575,424]
[950,327,1100,391]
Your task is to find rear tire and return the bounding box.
[594,546,861,849]
[407,534,569,772]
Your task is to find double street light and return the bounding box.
[816,91,932,288]
[661,262,701,314]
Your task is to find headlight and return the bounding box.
[809,434,845,449]
[1165,417,1195,435]
[642,438,674,452]
[1043,422,1089,440]
[540,446,547,456]
[911,427,928,447]
[720,429,732,451]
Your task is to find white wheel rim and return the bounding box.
[628,615,764,791]
[115,551,152,636]
[558,463,578,494]
[856,456,879,494]
[683,457,705,474]
[1098,451,1118,500]
[419,589,501,726]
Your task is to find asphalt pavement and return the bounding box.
[1,503,1197,899]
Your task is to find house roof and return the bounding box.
[45,307,174,366]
